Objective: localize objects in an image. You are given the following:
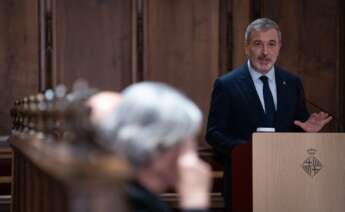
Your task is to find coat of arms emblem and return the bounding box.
[301,148,322,177]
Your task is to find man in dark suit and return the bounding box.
[206,18,332,211]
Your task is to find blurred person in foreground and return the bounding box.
[87,91,122,128]
[101,82,211,212]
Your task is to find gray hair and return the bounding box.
[245,18,281,43]
[103,82,202,168]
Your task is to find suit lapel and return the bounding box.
[275,69,289,129]
[237,65,265,126]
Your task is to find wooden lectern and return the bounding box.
[231,133,345,212]
[252,133,345,212]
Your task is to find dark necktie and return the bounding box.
[259,75,275,127]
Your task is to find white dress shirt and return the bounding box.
[247,61,277,112]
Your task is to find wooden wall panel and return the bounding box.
[0,1,39,134]
[219,0,232,73]
[53,0,135,91]
[145,0,220,144]
[261,0,301,76]
[232,0,251,68]
[262,0,343,130]
[299,0,339,125]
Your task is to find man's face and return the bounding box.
[245,28,281,74]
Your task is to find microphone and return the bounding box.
[305,99,335,118]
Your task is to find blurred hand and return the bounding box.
[294,112,332,132]
[176,139,211,209]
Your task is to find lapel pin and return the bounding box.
[283,81,287,85]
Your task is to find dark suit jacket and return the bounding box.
[206,63,309,152]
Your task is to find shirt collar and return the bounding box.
[247,60,275,82]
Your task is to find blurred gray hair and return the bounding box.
[103,82,202,168]
[245,18,281,43]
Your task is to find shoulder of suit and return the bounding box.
[275,66,302,82]
[217,64,247,83]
